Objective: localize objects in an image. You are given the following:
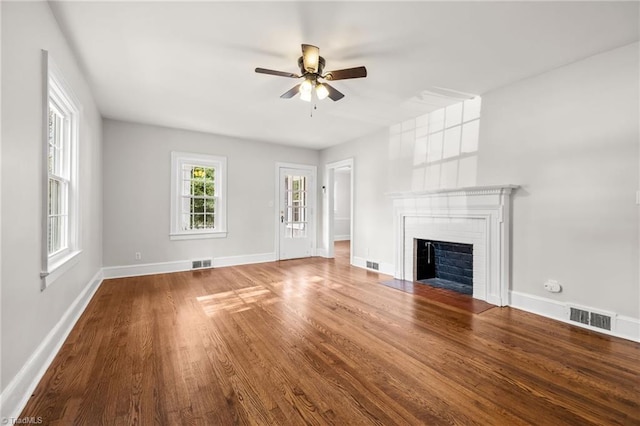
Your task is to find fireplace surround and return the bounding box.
[391,185,518,306]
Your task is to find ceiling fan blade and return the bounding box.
[280,84,301,99]
[255,68,300,78]
[301,44,320,73]
[323,66,367,81]
[323,83,345,101]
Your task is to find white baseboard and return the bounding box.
[102,260,191,279]
[316,248,329,258]
[352,256,395,276]
[510,291,640,343]
[213,252,275,268]
[0,269,103,420]
[334,235,350,241]
[103,253,277,279]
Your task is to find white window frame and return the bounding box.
[40,50,81,289]
[170,152,227,240]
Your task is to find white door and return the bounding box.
[279,166,315,260]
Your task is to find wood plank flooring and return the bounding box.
[20,242,640,425]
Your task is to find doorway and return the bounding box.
[276,163,317,260]
[324,159,354,264]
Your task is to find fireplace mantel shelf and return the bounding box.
[387,184,519,199]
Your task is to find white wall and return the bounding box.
[102,119,319,268]
[320,132,395,266]
[1,0,103,407]
[320,43,639,320]
[333,169,351,240]
[478,43,639,318]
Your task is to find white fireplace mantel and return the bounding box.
[391,185,518,306]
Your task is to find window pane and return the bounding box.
[192,214,205,229]
[48,144,56,174]
[192,167,205,179]
[192,197,205,213]
[182,166,193,180]
[292,207,307,222]
[205,182,214,196]
[204,213,215,228]
[49,216,61,253]
[205,199,215,213]
[49,179,58,214]
[191,181,205,196]
[181,213,190,230]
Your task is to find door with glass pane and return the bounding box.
[279,167,314,260]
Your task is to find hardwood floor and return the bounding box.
[21,243,640,425]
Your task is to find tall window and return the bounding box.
[170,152,227,239]
[41,51,81,288]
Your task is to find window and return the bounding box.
[284,174,308,238]
[170,152,227,240]
[41,51,81,288]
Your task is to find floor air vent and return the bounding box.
[568,305,613,331]
[365,261,379,271]
[590,313,612,331]
[192,259,213,270]
[569,307,590,325]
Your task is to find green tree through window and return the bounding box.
[185,166,215,230]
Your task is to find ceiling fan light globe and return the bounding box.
[300,79,313,94]
[300,90,312,102]
[316,83,329,100]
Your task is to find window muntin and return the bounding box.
[171,152,227,239]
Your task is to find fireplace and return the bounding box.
[414,239,473,295]
[392,185,517,306]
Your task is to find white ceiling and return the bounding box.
[49,1,639,150]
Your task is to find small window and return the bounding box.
[41,51,81,288]
[170,152,227,240]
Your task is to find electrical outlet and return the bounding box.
[135,252,142,260]
[544,279,561,293]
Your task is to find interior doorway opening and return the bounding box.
[324,159,354,264]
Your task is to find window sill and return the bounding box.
[170,231,227,241]
[42,249,82,289]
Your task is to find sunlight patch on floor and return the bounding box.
[197,285,278,315]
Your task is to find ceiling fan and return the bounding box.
[255,44,367,102]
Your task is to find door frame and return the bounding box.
[323,158,354,264]
[275,162,317,260]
